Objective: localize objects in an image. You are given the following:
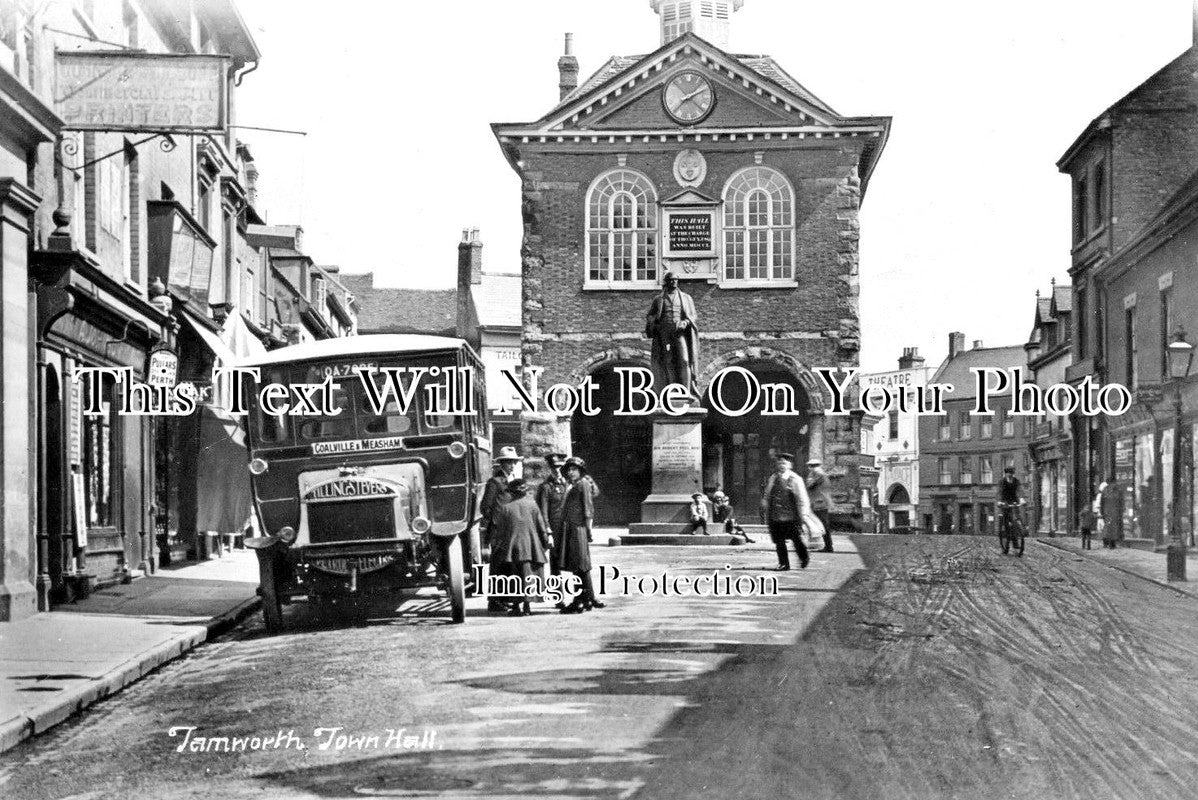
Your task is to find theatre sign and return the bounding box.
[55,52,229,134]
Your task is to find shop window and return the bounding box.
[82,374,117,529]
[586,169,658,287]
[723,167,794,283]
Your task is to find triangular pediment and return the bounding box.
[535,33,840,133]
[661,188,719,205]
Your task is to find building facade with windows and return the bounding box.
[1025,281,1074,536]
[918,335,1033,536]
[1091,174,1198,549]
[863,348,930,533]
[1058,17,1198,548]
[1,0,351,620]
[492,2,890,524]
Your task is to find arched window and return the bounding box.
[586,170,659,286]
[722,167,794,282]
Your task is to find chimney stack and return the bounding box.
[972,339,984,350]
[948,332,966,359]
[558,33,579,100]
[457,228,484,342]
[898,347,925,370]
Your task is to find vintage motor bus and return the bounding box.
[239,335,490,630]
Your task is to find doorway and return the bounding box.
[572,363,653,525]
[703,361,809,508]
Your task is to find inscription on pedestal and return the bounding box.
[651,419,704,496]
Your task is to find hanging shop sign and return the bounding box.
[147,344,180,388]
[55,52,229,134]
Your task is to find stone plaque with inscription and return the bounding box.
[668,213,713,253]
[639,408,709,523]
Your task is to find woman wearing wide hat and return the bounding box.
[556,456,604,613]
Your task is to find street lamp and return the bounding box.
[1166,326,1194,581]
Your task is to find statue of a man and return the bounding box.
[644,271,700,397]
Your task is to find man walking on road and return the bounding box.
[806,458,834,552]
[761,453,811,571]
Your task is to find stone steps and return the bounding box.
[612,532,747,546]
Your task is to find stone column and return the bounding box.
[0,178,41,621]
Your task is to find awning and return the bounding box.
[194,404,252,533]
[220,308,268,361]
[180,309,239,368]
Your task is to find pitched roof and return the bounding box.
[930,345,1027,401]
[1058,46,1196,169]
[471,272,521,328]
[555,50,836,116]
[1036,297,1053,324]
[1052,285,1072,313]
[339,273,457,336]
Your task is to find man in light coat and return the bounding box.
[760,453,811,570]
[806,458,834,552]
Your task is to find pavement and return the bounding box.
[0,549,260,754]
[1036,534,1198,598]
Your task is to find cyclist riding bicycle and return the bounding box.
[996,465,1025,554]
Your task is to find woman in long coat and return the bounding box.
[556,457,604,613]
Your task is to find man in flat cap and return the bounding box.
[481,446,522,611]
[760,452,811,570]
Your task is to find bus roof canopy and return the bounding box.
[239,334,470,369]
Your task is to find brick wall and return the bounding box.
[516,142,866,387]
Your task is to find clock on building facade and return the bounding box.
[663,71,714,124]
[493,5,890,527]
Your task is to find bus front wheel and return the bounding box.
[257,552,285,633]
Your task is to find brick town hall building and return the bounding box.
[492,1,890,525]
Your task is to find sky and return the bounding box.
[231,0,1195,373]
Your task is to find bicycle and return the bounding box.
[997,500,1026,556]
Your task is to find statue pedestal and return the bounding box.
[631,408,711,533]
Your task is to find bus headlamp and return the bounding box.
[447,441,468,459]
[277,526,297,544]
[411,516,431,535]
[248,457,269,476]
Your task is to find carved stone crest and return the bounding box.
[673,149,707,187]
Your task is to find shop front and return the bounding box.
[33,242,167,601]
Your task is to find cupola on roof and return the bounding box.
[650,0,744,47]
